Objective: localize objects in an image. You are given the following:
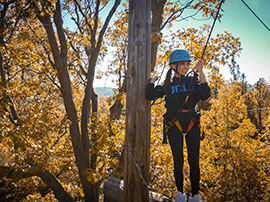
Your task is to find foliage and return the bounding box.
[0,11,77,201]
[150,100,175,197]
[101,0,128,89]
[245,78,270,136]
[0,0,269,201]
[200,82,269,201]
[1,0,121,201]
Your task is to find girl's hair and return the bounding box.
[163,68,173,95]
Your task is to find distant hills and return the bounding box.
[94,87,114,96]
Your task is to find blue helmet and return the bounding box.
[169,49,191,64]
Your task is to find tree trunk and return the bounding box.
[36,1,92,201]
[151,0,166,72]
[124,0,151,202]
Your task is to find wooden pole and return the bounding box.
[124,0,151,202]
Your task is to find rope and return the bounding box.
[240,0,270,32]
[126,145,173,201]
[201,0,224,59]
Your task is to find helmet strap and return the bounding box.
[171,63,180,75]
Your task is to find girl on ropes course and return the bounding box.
[145,49,210,202]
[145,0,269,200]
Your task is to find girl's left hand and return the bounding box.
[150,76,159,83]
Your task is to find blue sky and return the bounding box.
[212,0,270,84]
[170,0,270,85]
[67,0,269,87]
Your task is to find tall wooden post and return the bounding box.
[124,0,151,202]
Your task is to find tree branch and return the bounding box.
[160,0,194,30]
[54,1,68,60]
[73,0,93,33]
[151,0,166,71]
[0,52,6,86]
[80,0,120,156]
[0,52,21,124]
[92,0,100,47]
[4,2,33,44]
[36,0,88,184]
[96,0,121,51]
[0,166,74,202]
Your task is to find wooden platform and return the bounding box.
[103,177,171,202]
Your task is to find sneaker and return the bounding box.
[189,194,201,202]
[175,191,187,202]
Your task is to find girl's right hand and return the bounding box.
[195,59,204,73]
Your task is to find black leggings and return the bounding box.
[167,123,201,195]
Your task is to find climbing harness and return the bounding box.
[163,109,205,144]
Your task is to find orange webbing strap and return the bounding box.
[170,118,183,133]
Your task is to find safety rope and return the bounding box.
[201,0,224,59]
[240,0,270,32]
[125,145,173,201]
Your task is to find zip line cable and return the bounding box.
[201,0,224,59]
[240,0,270,32]
[247,107,270,112]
